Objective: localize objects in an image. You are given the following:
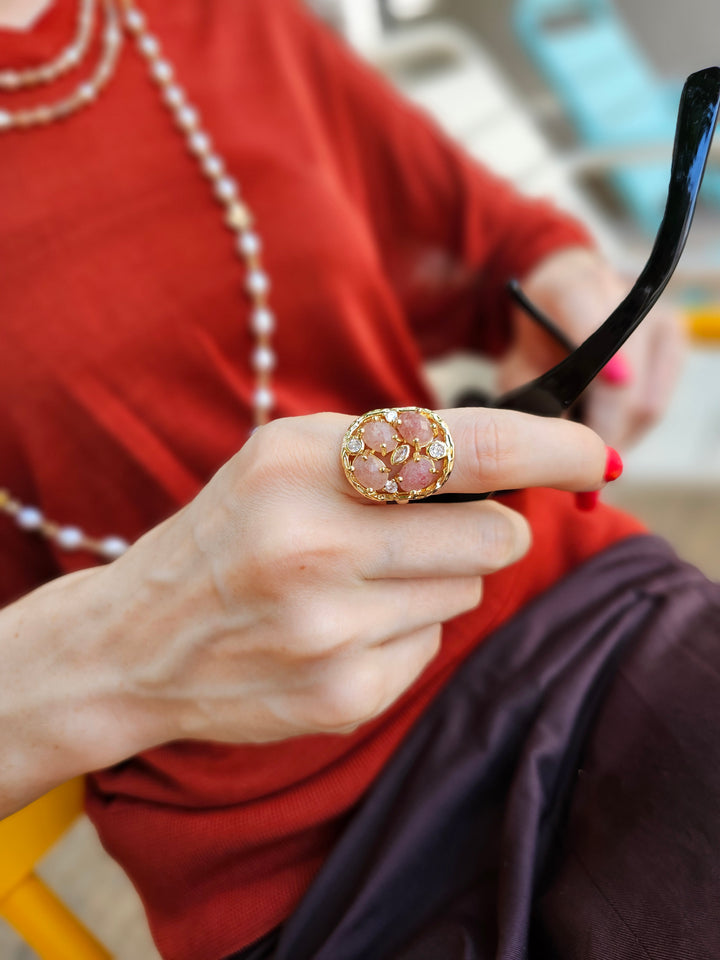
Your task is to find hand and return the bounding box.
[97,408,612,747]
[495,247,686,450]
[0,407,615,816]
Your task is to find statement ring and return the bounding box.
[341,407,455,503]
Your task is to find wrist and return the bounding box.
[0,560,166,816]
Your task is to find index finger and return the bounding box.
[437,407,608,496]
[324,407,609,499]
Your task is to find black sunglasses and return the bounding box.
[436,65,720,504]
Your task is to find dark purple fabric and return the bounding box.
[229,535,720,960]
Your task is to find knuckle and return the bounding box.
[250,511,345,587]
[471,414,513,488]
[240,419,291,487]
[314,662,386,731]
[282,599,350,659]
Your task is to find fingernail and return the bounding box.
[604,447,624,482]
[575,490,600,511]
[600,354,632,386]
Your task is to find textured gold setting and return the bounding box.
[341,407,454,503]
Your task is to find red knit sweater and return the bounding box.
[0,3,643,958]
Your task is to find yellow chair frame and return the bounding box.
[0,778,111,959]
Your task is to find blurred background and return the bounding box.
[3,2,719,958]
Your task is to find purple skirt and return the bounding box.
[229,535,720,960]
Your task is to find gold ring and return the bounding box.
[341,407,454,502]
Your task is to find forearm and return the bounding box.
[0,564,155,818]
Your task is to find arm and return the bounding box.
[0,408,611,819]
[500,247,686,449]
[0,564,153,818]
[286,0,593,358]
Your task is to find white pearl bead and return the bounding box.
[125,9,145,32]
[252,346,276,372]
[214,176,238,202]
[105,27,122,49]
[56,526,84,550]
[0,110,12,129]
[97,62,114,86]
[188,130,211,156]
[65,47,81,67]
[77,82,96,103]
[151,60,173,84]
[238,231,261,257]
[246,270,270,296]
[100,536,129,560]
[251,307,275,335]
[175,105,199,130]
[138,35,160,59]
[16,507,43,530]
[201,154,224,179]
[163,84,185,109]
[254,387,274,410]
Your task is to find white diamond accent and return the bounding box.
[428,440,447,459]
[391,444,410,465]
[384,480,398,494]
[384,409,399,423]
[346,437,364,454]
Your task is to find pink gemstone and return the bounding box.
[397,456,435,493]
[352,453,387,490]
[398,411,433,445]
[362,420,398,453]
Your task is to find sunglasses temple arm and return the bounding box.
[496,66,720,415]
[506,278,576,353]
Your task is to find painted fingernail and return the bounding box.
[575,490,600,511]
[600,354,632,386]
[604,447,624,482]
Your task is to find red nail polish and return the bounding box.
[575,490,600,511]
[604,447,624,482]
[600,354,632,386]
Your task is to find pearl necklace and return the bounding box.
[0,0,276,561]
[0,0,121,130]
[0,0,95,90]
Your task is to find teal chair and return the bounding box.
[514,0,720,235]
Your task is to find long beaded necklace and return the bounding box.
[0,0,276,560]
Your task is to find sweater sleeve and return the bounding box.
[287,1,594,358]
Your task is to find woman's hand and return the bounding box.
[496,247,686,450]
[1,407,612,817]
[101,408,611,747]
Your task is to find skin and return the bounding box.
[1,405,613,818]
[0,0,54,29]
[500,247,685,450]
